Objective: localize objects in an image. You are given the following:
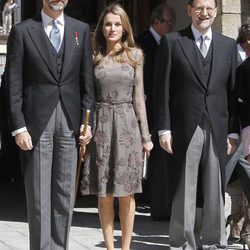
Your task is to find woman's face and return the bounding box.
[102,13,124,47]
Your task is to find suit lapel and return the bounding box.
[208,32,223,89]
[147,30,159,48]
[178,27,207,89]
[27,15,58,82]
[60,15,76,81]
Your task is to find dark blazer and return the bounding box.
[136,30,158,133]
[5,14,95,147]
[236,57,250,129]
[154,25,238,198]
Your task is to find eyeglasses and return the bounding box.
[160,19,175,27]
[192,6,216,15]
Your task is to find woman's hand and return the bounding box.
[143,141,153,157]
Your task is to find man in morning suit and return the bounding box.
[136,3,176,221]
[154,0,238,249]
[5,0,95,249]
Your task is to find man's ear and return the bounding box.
[213,7,218,18]
[187,5,192,17]
[154,19,161,26]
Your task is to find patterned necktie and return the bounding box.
[50,20,61,52]
[199,35,208,58]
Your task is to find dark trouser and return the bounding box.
[148,138,170,217]
[20,102,78,250]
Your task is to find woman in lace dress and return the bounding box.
[81,4,153,250]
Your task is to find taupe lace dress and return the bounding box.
[81,49,151,197]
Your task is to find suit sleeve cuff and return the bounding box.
[227,133,239,140]
[12,127,27,137]
[158,130,171,137]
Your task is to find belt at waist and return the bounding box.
[95,101,132,108]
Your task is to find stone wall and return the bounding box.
[215,0,250,39]
[169,0,250,39]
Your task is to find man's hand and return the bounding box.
[226,137,238,155]
[159,133,173,154]
[15,131,33,151]
[79,126,92,146]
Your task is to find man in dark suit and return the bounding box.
[136,3,176,221]
[5,0,95,249]
[154,0,238,248]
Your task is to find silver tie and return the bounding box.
[50,20,61,52]
[199,35,208,58]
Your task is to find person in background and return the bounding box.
[5,0,95,249]
[154,0,238,248]
[81,4,153,250]
[2,0,18,34]
[225,22,250,248]
[232,23,250,249]
[136,3,176,221]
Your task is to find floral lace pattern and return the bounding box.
[81,48,151,197]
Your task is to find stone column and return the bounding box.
[215,0,250,39]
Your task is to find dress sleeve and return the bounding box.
[132,48,151,143]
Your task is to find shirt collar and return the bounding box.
[191,24,212,42]
[41,10,65,27]
[237,44,248,61]
[149,26,162,45]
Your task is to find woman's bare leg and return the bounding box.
[98,196,115,250]
[118,195,135,250]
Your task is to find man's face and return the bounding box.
[187,0,217,33]
[154,9,176,37]
[158,10,176,36]
[43,0,68,12]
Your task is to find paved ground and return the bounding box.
[0,181,245,250]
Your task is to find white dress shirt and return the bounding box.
[149,26,162,45]
[237,44,248,62]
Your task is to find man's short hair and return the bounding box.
[187,0,217,7]
[149,3,175,25]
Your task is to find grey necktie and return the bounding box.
[50,20,61,52]
[199,35,208,58]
